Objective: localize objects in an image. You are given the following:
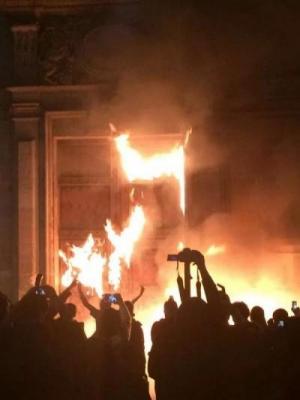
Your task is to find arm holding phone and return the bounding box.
[58,278,77,304]
[115,293,132,340]
[292,300,300,317]
[131,285,145,305]
[191,250,219,305]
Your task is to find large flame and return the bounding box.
[60,234,106,297]
[105,205,146,290]
[60,207,145,294]
[60,130,186,300]
[115,134,186,214]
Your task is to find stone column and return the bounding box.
[10,102,41,298]
[18,141,38,297]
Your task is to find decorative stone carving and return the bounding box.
[38,19,79,85]
[76,23,138,83]
[38,15,139,85]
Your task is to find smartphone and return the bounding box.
[35,287,46,296]
[292,300,297,310]
[104,294,117,304]
[278,320,285,328]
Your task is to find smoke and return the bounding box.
[80,1,300,322]
[131,2,300,316]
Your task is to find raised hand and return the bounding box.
[191,250,205,270]
[217,283,226,293]
[114,293,123,305]
[34,273,43,288]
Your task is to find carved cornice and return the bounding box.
[6,84,114,111]
[0,1,140,14]
[10,102,41,119]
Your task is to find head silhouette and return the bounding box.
[231,301,250,325]
[61,303,76,321]
[164,296,178,320]
[273,308,288,326]
[250,306,266,327]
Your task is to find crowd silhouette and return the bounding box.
[0,249,300,399]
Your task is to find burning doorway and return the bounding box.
[45,111,186,299]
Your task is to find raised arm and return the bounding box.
[115,293,132,340]
[131,285,145,305]
[58,279,77,304]
[78,283,97,313]
[191,250,219,305]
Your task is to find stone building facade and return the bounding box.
[0,1,300,300]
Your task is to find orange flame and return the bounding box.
[60,207,145,294]
[177,241,185,252]
[105,205,146,290]
[60,234,106,297]
[115,134,186,214]
[205,244,226,257]
[60,131,186,297]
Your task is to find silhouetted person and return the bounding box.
[78,285,131,340]
[272,308,289,327]
[231,301,251,326]
[79,285,132,399]
[51,302,86,398]
[123,300,150,400]
[52,302,86,345]
[7,287,56,398]
[148,296,178,400]
[250,305,267,331]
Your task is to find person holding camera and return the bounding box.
[78,285,132,399]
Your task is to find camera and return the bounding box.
[103,294,117,304]
[167,248,194,263]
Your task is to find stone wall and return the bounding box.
[0,1,300,298]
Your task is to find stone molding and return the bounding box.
[18,140,38,297]
[0,1,137,12]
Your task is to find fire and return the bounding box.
[105,205,146,290]
[60,207,145,294]
[205,244,226,257]
[59,234,106,297]
[177,241,185,252]
[60,130,187,298]
[115,134,186,214]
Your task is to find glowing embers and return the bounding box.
[115,134,185,214]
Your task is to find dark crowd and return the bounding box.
[0,249,300,400]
